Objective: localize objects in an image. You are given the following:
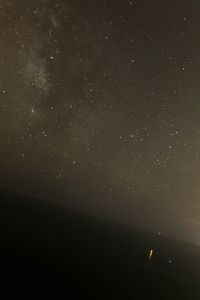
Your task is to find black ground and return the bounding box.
[0,189,200,299]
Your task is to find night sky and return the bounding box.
[1,0,200,243]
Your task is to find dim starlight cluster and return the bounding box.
[0,0,200,241]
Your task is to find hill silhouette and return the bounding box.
[0,189,200,299]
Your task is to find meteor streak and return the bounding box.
[149,249,154,260]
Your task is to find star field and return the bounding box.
[1,0,200,242]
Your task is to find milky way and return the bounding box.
[1,0,200,243]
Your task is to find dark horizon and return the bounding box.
[0,188,200,299]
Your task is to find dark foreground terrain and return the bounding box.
[0,190,200,299]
